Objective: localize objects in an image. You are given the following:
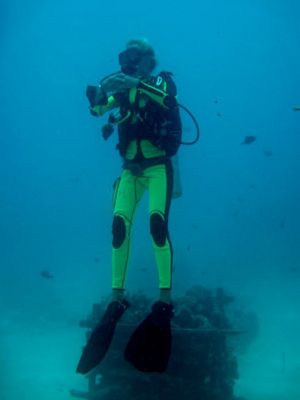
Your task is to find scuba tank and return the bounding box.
[171,154,182,199]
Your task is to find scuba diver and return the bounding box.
[76,38,183,375]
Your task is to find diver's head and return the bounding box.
[119,38,157,77]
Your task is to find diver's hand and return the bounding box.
[101,73,139,94]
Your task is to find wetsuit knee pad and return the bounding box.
[112,215,126,248]
[150,213,167,247]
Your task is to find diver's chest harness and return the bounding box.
[107,76,168,149]
[101,72,200,158]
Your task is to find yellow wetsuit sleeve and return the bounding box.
[90,95,118,116]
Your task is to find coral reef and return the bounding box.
[71,286,258,400]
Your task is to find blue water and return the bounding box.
[1,1,300,399]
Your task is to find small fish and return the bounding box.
[214,99,219,104]
[263,150,273,157]
[249,184,256,190]
[280,219,285,229]
[40,270,54,279]
[68,176,80,183]
[217,113,222,117]
[187,244,191,252]
[289,266,298,273]
[94,257,100,263]
[293,106,300,111]
[241,135,256,145]
[236,196,244,202]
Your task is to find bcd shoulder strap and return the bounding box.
[156,71,177,97]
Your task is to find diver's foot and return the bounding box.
[76,299,129,374]
[159,288,172,304]
[124,301,174,373]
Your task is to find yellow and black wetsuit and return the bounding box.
[89,73,182,290]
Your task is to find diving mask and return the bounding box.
[118,47,144,75]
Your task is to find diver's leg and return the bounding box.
[112,288,125,301]
[124,162,174,373]
[112,170,146,292]
[76,171,145,374]
[148,162,174,302]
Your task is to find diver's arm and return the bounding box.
[86,85,118,116]
[90,95,117,116]
[137,80,176,109]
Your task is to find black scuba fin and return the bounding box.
[124,301,174,373]
[76,299,129,374]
